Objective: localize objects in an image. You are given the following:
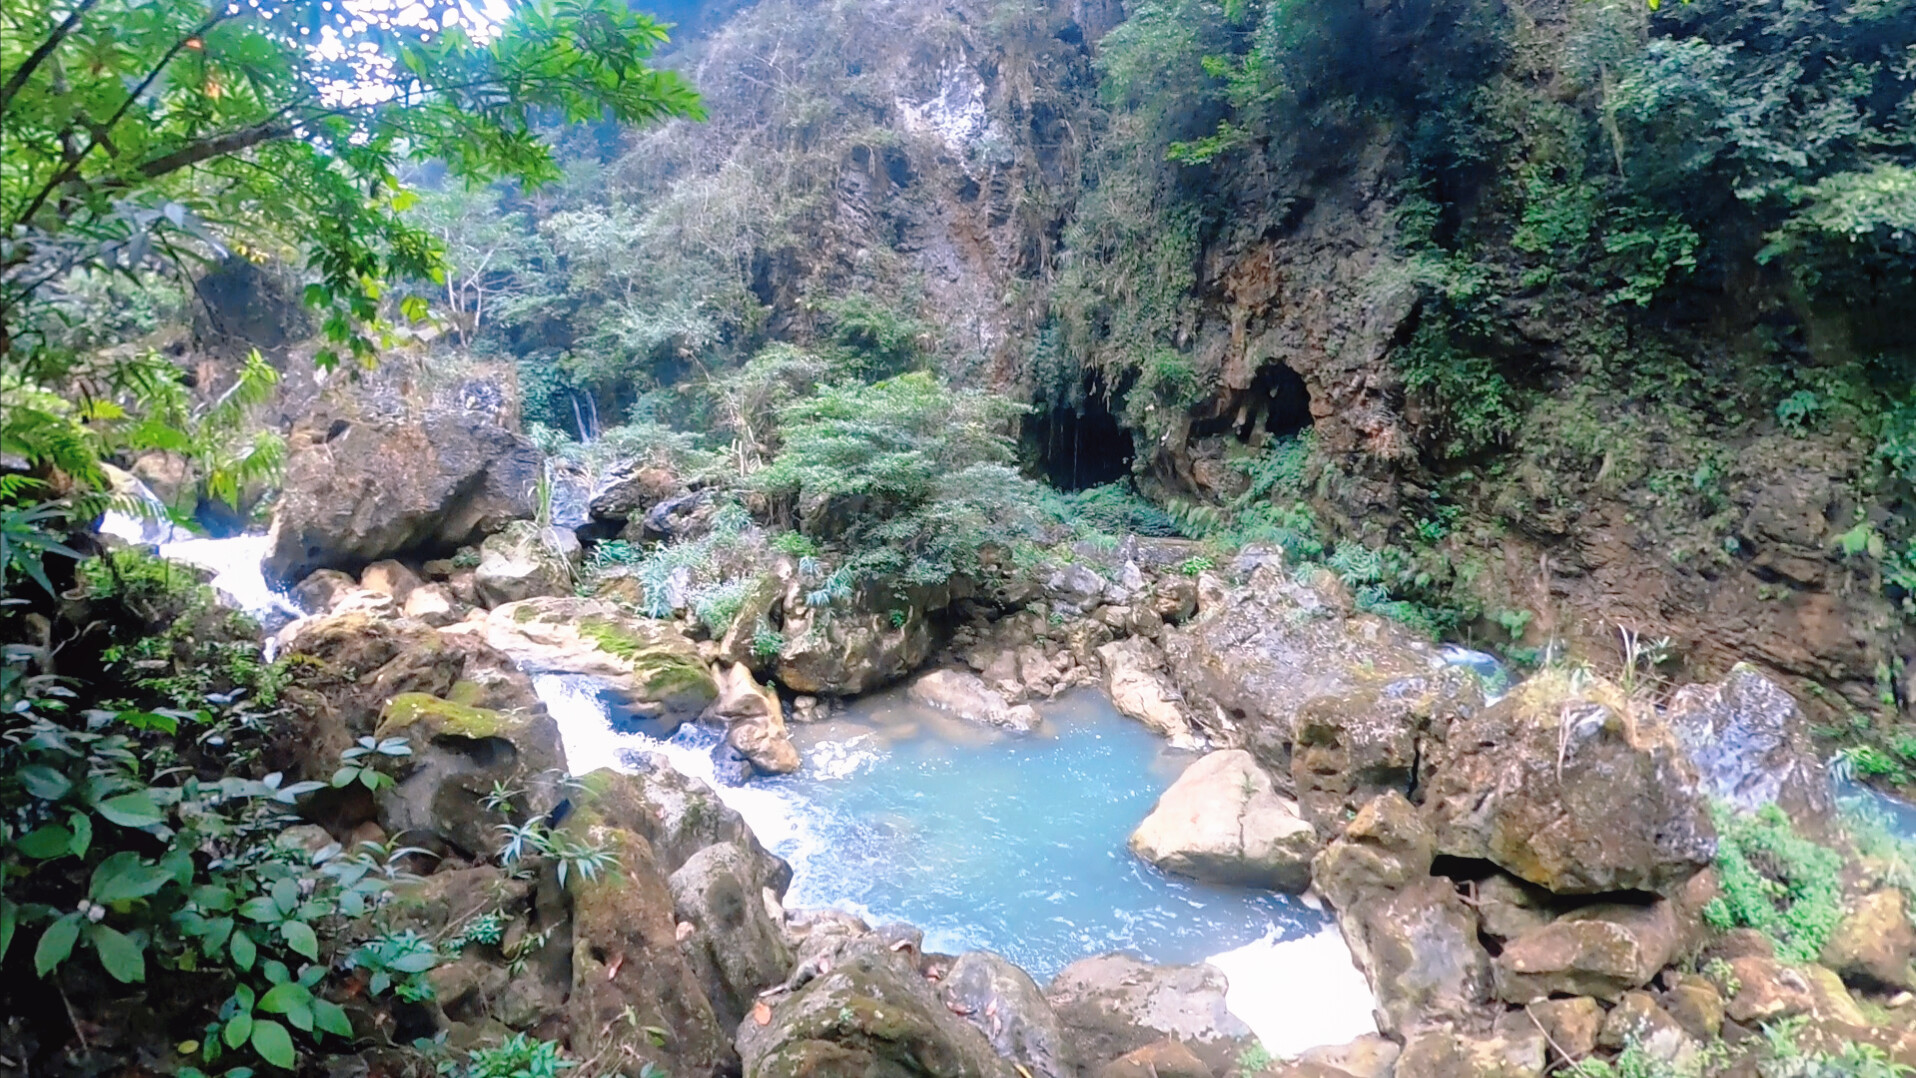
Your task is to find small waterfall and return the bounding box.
[100,483,300,626]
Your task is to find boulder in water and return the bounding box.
[907,668,1040,732]
[263,408,540,587]
[1096,637,1199,747]
[710,662,800,774]
[1128,748,1317,892]
[776,594,935,697]
[1421,670,1716,896]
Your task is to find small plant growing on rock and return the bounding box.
[751,622,786,660]
[496,819,620,888]
[1178,555,1214,576]
[1703,804,1843,963]
[772,530,820,557]
[464,1032,576,1078]
[333,734,412,791]
[1234,1044,1272,1076]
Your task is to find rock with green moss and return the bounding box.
[559,808,734,1077]
[484,596,717,730]
[739,933,1016,1078]
[1421,669,1716,896]
[373,691,566,857]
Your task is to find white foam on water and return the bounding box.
[1207,924,1379,1058]
[156,533,302,623]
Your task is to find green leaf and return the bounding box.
[16,824,74,859]
[230,928,258,971]
[67,811,92,857]
[0,898,16,962]
[96,791,164,828]
[257,982,311,1015]
[191,884,238,912]
[91,853,173,903]
[87,923,146,983]
[280,920,319,960]
[20,765,72,801]
[35,914,81,976]
[240,896,280,922]
[311,998,353,1039]
[270,878,298,916]
[224,1011,253,1049]
[249,1018,296,1069]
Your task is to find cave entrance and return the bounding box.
[1188,360,1313,444]
[1030,378,1134,491]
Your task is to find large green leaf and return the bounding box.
[87,922,146,983]
[249,1018,296,1069]
[279,919,319,961]
[15,823,73,859]
[34,913,81,977]
[95,790,164,828]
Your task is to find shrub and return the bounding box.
[1702,804,1844,964]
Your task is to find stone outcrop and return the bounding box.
[473,521,579,607]
[1043,955,1253,1078]
[1820,889,1916,991]
[1097,637,1199,747]
[1492,900,1682,1004]
[1289,668,1479,830]
[1338,876,1492,1036]
[479,597,717,730]
[738,933,1015,1078]
[264,407,539,586]
[1394,1020,1545,1078]
[1422,670,1716,896]
[942,951,1075,1078]
[670,841,793,1030]
[373,691,567,858]
[776,598,935,696]
[1128,749,1317,892]
[1309,791,1433,911]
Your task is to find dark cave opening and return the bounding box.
[1187,360,1314,443]
[1030,379,1135,491]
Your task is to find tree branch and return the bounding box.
[0,0,104,115]
[136,120,293,180]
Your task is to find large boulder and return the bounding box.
[560,808,734,1077]
[777,599,936,696]
[1492,900,1682,1003]
[589,463,682,522]
[1394,1021,1545,1078]
[942,952,1075,1078]
[264,408,539,586]
[1289,669,1479,831]
[473,522,578,607]
[1043,955,1252,1077]
[1665,664,1833,829]
[1097,637,1200,747]
[574,766,789,893]
[373,692,567,858]
[669,841,793,1030]
[1160,566,1444,770]
[1310,791,1434,911]
[1128,749,1317,892]
[481,597,717,730]
[1338,876,1492,1036]
[709,662,800,774]
[907,668,1040,732]
[1820,889,1916,991]
[1421,670,1716,896]
[738,934,1015,1078]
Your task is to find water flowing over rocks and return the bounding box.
[479,596,717,728]
[263,407,540,586]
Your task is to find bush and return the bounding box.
[1702,804,1844,964]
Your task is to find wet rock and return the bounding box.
[1422,670,1716,896]
[943,951,1075,1078]
[739,934,1015,1078]
[482,597,717,731]
[264,408,539,586]
[1290,669,1479,830]
[908,668,1041,732]
[1339,875,1492,1036]
[1097,1039,1211,1078]
[1310,791,1433,911]
[1493,899,1681,1003]
[1097,637,1199,747]
[473,522,578,607]
[1819,889,1916,991]
[669,841,792,1030]
[1526,996,1604,1059]
[359,559,422,604]
[1128,749,1317,892]
[777,592,936,696]
[1043,955,1252,1078]
[1160,567,1440,770]
[562,811,732,1077]
[1665,664,1832,828]
[710,662,800,774]
[1394,1020,1544,1078]
[373,692,567,858]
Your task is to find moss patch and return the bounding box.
[578,617,717,702]
[378,692,517,740]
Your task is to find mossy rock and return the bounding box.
[483,597,717,729]
[371,692,567,858]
